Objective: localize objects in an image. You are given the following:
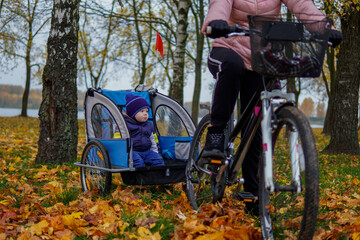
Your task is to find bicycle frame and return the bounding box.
[221,78,302,194]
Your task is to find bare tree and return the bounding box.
[0,0,51,117]
[78,0,117,88]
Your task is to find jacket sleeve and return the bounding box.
[201,0,233,34]
[282,0,325,21]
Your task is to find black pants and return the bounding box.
[208,47,262,196]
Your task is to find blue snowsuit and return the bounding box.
[125,117,164,167]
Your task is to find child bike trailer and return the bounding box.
[75,85,196,195]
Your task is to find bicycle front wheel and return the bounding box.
[185,114,226,210]
[259,106,319,240]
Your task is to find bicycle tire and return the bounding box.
[259,105,319,240]
[185,114,227,210]
[80,140,112,196]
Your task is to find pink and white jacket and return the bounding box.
[202,0,325,70]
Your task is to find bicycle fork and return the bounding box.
[261,90,302,193]
[261,94,275,193]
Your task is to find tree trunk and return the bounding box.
[132,0,148,85]
[322,47,335,135]
[0,0,4,17]
[21,8,34,117]
[191,0,204,125]
[286,77,300,105]
[323,11,360,155]
[169,0,190,105]
[21,52,31,117]
[36,0,80,164]
[285,11,300,106]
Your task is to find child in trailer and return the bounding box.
[125,93,165,168]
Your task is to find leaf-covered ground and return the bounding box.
[0,117,359,240]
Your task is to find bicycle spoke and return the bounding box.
[185,114,227,210]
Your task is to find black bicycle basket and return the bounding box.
[248,14,332,78]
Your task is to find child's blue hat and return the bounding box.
[125,93,149,119]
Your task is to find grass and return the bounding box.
[151,216,176,239]
[54,187,81,205]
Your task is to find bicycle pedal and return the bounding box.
[237,191,256,203]
[198,157,224,165]
[209,159,223,165]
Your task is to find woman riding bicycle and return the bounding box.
[201,0,342,215]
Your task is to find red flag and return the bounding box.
[155,32,164,58]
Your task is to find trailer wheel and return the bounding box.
[80,140,112,196]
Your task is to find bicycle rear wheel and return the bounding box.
[259,106,319,239]
[185,114,227,210]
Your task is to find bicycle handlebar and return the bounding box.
[207,24,333,46]
[206,24,250,38]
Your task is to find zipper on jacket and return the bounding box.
[254,0,258,14]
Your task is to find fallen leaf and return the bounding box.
[29,220,49,236]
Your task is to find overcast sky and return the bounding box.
[0,61,214,103]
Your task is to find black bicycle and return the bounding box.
[185,14,332,239]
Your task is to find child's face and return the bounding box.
[135,108,149,123]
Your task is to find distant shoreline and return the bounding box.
[0,107,324,128]
[0,107,85,119]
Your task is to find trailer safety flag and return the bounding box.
[155,32,164,58]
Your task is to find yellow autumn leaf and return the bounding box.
[0,233,6,240]
[62,212,85,229]
[137,227,161,240]
[0,199,9,206]
[37,165,49,172]
[353,177,360,186]
[45,180,63,194]
[196,231,225,240]
[29,220,49,235]
[279,207,288,214]
[118,221,128,235]
[352,232,360,240]
[89,204,99,214]
[71,212,83,219]
[62,215,75,227]
[224,228,252,240]
[184,219,208,234]
[99,222,118,234]
[138,227,151,236]
[8,163,16,171]
[14,156,21,163]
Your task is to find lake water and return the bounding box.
[0,108,85,119]
[0,107,323,128]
